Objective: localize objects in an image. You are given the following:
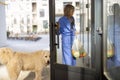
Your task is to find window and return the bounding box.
[63,2,72,5]
[43,20,48,29]
[21,18,24,24]
[42,4,47,6]
[76,2,80,9]
[63,2,72,7]
[32,3,37,12]
[14,18,17,24]
[40,9,44,17]
[27,16,30,24]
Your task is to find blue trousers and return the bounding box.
[62,35,76,66]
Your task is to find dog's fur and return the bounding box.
[0,47,50,80]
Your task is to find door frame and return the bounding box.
[49,0,105,80]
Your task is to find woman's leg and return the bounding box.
[62,45,73,65]
[62,36,74,66]
[62,35,76,66]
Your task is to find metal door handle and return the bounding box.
[55,22,59,48]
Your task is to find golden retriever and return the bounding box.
[0,47,50,80]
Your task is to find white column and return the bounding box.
[0,0,7,47]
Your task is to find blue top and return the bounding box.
[58,16,76,36]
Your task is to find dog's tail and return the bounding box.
[0,47,14,64]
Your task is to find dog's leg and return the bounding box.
[34,70,42,80]
[7,62,21,80]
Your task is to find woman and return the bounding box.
[58,4,76,66]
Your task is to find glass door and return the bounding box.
[49,0,103,80]
[103,0,120,80]
[55,0,92,68]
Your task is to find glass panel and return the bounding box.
[2,0,50,79]
[105,0,120,79]
[106,0,120,68]
[55,0,92,68]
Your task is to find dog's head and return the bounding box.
[0,47,14,64]
[42,50,50,66]
[36,50,50,66]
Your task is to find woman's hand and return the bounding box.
[55,22,59,30]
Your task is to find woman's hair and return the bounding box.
[64,4,75,17]
[111,3,120,15]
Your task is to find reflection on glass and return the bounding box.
[107,2,120,68]
[105,1,120,79]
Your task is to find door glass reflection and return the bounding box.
[107,1,120,68]
[106,1,120,79]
